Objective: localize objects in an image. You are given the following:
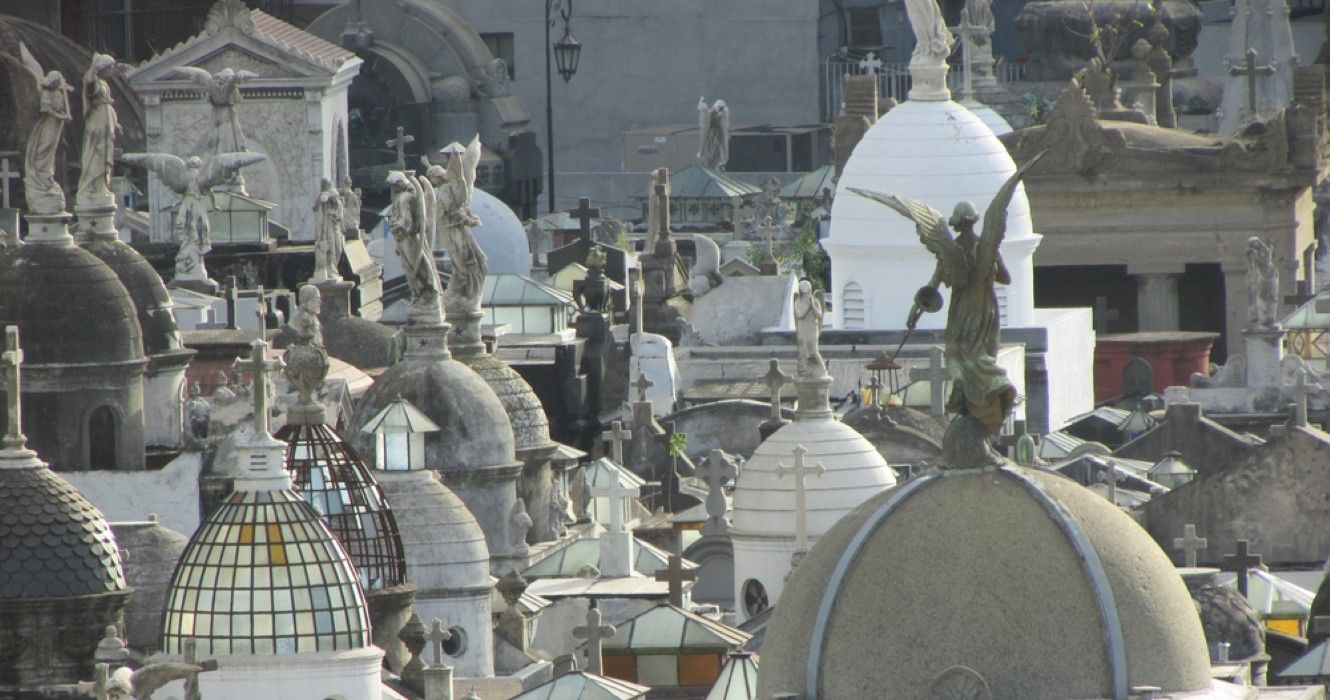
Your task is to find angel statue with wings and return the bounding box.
[120,151,265,280]
[17,43,73,215]
[432,136,487,314]
[850,152,1043,438]
[78,53,121,207]
[171,66,256,155]
[386,170,442,322]
[697,98,730,171]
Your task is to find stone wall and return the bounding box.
[63,452,204,535]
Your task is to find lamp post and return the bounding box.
[545,0,582,214]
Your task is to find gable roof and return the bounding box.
[520,536,697,580]
[602,603,750,654]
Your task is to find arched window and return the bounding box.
[88,405,118,470]
[842,282,866,330]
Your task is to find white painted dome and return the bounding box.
[826,98,1039,331]
[470,189,531,277]
[961,97,1013,136]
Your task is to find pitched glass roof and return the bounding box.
[511,671,649,700]
[601,603,750,654]
[705,652,759,700]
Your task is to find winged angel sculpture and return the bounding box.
[17,43,74,216]
[849,152,1043,438]
[120,152,264,279]
[432,136,487,314]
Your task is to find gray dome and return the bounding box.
[0,244,144,365]
[759,465,1212,699]
[353,358,516,472]
[456,352,550,452]
[111,518,187,652]
[471,189,531,277]
[83,239,181,356]
[374,469,492,594]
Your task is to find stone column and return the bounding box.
[1132,266,1182,332]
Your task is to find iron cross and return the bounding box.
[569,197,600,245]
[1222,539,1263,598]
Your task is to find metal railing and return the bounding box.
[820,57,1025,121]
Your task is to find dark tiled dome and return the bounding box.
[457,353,551,452]
[0,465,128,600]
[84,239,182,355]
[0,244,144,365]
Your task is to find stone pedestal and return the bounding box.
[446,308,486,357]
[403,321,452,362]
[599,527,635,578]
[23,211,74,245]
[908,61,950,101]
[315,279,356,319]
[1136,272,1180,332]
[1243,327,1285,389]
[74,204,118,244]
[367,583,417,673]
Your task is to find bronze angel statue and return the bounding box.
[120,151,265,279]
[849,152,1043,436]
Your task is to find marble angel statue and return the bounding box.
[386,170,442,320]
[849,152,1043,436]
[697,97,730,171]
[904,0,955,62]
[170,66,257,155]
[120,151,265,279]
[434,136,487,314]
[78,52,121,207]
[17,42,72,215]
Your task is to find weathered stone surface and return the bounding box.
[841,404,943,466]
[661,399,790,462]
[1014,1,1202,81]
[689,275,795,346]
[111,518,186,652]
[1181,568,1265,662]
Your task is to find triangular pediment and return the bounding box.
[191,46,304,80]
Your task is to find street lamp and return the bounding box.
[545,0,581,214]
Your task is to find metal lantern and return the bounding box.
[1149,451,1196,490]
[360,396,439,471]
[554,28,582,82]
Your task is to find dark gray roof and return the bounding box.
[84,239,182,356]
[0,465,128,600]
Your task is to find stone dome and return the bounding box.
[455,352,550,453]
[111,517,187,652]
[373,468,492,594]
[0,244,144,365]
[83,239,182,356]
[352,358,516,473]
[758,465,1213,699]
[826,97,1039,331]
[470,189,531,277]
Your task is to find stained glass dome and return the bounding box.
[276,422,407,592]
[161,489,371,656]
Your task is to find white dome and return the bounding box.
[961,97,1013,136]
[470,189,531,277]
[826,98,1039,331]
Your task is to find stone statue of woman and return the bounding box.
[170,66,256,155]
[904,0,954,63]
[17,42,72,215]
[697,97,730,171]
[312,177,344,283]
[78,53,119,208]
[434,136,487,315]
[792,279,826,378]
[386,170,442,321]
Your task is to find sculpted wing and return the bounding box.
[170,66,214,89]
[977,150,1045,271]
[120,153,191,192]
[197,151,266,190]
[18,42,43,86]
[849,187,965,284]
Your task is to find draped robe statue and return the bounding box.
[17,43,72,215]
[77,53,119,207]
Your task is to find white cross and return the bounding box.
[233,340,284,436]
[427,619,452,667]
[0,157,18,209]
[591,479,640,533]
[1173,523,1208,568]
[572,602,616,675]
[775,444,825,552]
[1287,366,1315,428]
[858,51,883,75]
[601,420,631,465]
[950,16,983,99]
[2,326,24,449]
[908,346,948,420]
[386,126,416,169]
[254,286,267,340]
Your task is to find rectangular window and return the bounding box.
[847,8,883,49]
[481,32,516,79]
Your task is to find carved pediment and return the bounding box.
[193,47,302,80]
[1010,81,1125,176]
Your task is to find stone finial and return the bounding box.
[2,326,27,452]
[398,613,428,692]
[698,449,739,537]
[775,445,825,552]
[427,619,452,668]
[496,570,530,650]
[94,625,129,665]
[497,569,528,609]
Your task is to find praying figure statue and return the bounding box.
[339,176,362,238]
[170,66,256,156]
[904,0,954,63]
[697,97,730,171]
[1246,236,1280,330]
[850,152,1043,436]
[312,177,344,282]
[120,152,265,281]
[432,136,487,314]
[78,53,120,208]
[283,284,329,407]
[386,170,442,320]
[792,279,826,377]
[17,43,72,215]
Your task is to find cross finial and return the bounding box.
[654,551,697,608]
[590,478,640,533]
[857,51,882,75]
[2,326,24,450]
[254,286,267,340]
[0,157,18,210]
[386,126,416,169]
[1229,47,1275,120]
[427,619,452,668]
[1173,523,1208,568]
[907,347,948,420]
[633,372,655,404]
[233,340,284,436]
[601,420,631,465]
[698,449,739,536]
[865,373,885,405]
[1287,366,1314,427]
[763,359,792,421]
[1222,539,1264,598]
[774,444,825,552]
[570,197,600,245]
[572,600,617,675]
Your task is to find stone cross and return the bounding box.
[591,479,640,533]
[570,197,600,245]
[233,340,284,436]
[630,272,644,335]
[1288,366,1314,428]
[1094,457,1118,506]
[572,601,616,675]
[759,216,779,261]
[427,619,451,668]
[1230,48,1275,119]
[0,157,18,209]
[601,420,631,465]
[3,326,24,449]
[654,552,697,608]
[763,359,792,421]
[698,449,739,536]
[1173,523,1208,568]
[858,51,882,75]
[950,14,983,98]
[633,372,655,404]
[907,346,948,420]
[1222,539,1263,598]
[386,126,415,169]
[775,444,825,552]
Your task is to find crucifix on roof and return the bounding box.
[570,197,600,246]
[763,359,792,422]
[1222,539,1264,598]
[386,126,415,169]
[698,449,739,536]
[601,420,631,465]
[1230,48,1275,121]
[633,372,655,404]
[591,478,640,533]
[1173,523,1208,568]
[233,340,284,436]
[573,601,616,675]
[775,444,825,552]
[654,551,696,608]
[2,326,25,451]
[427,619,452,668]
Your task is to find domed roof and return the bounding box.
[161,488,371,656]
[353,357,517,473]
[0,244,144,365]
[470,189,531,277]
[83,238,182,356]
[373,468,492,593]
[455,352,550,452]
[961,97,1014,136]
[111,517,187,651]
[758,466,1212,699]
[829,98,1034,250]
[732,418,896,540]
[0,459,128,600]
[275,421,407,592]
